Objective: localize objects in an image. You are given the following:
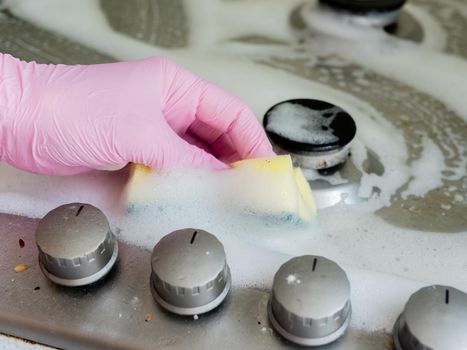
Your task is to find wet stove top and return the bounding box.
[0,213,391,350]
[1,0,467,349]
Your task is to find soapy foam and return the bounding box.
[0,336,49,350]
[401,136,445,199]
[0,0,466,334]
[300,2,467,125]
[182,0,303,47]
[266,103,339,144]
[403,2,447,50]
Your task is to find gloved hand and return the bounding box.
[0,54,274,175]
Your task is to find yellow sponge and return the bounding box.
[230,155,316,222]
[126,155,316,223]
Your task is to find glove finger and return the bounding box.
[155,135,228,170]
[194,82,275,160]
[120,118,227,171]
[179,131,214,155]
[159,58,274,160]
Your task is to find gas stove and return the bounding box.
[0,212,391,350]
[2,205,467,349]
[0,0,467,349]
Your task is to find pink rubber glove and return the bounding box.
[0,54,274,175]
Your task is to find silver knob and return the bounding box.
[393,285,467,350]
[268,255,351,346]
[150,229,231,316]
[36,203,118,287]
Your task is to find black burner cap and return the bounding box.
[263,99,356,154]
[319,0,407,13]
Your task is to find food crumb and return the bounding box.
[14,263,29,273]
[145,313,153,322]
[19,239,25,248]
[34,286,40,291]
[193,315,199,320]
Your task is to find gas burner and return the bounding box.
[263,98,378,208]
[319,0,406,13]
[268,256,351,346]
[393,285,467,350]
[150,229,231,316]
[35,203,118,287]
[319,0,407,27]
[264,99,356,173]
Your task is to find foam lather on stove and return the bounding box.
[125,155,317,223]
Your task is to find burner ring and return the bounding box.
[318,0,407,13]
[263,99,356,170]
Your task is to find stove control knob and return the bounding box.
[150,229,231,316]
[36,203,118,287]
[393,285,467,350]
[268,255,351,346]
